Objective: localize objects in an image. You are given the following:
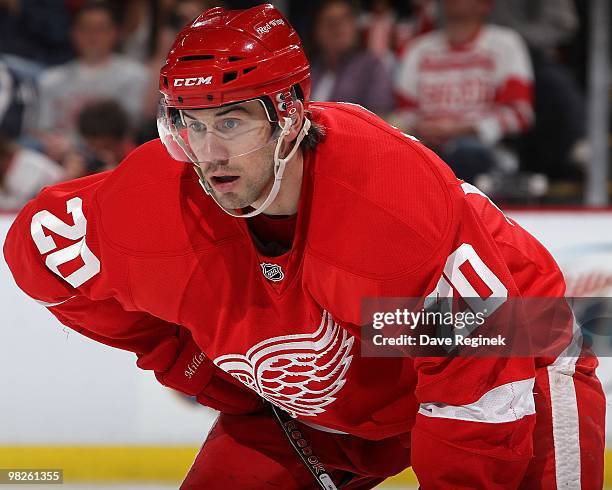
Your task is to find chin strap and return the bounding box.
[192,116,311,219]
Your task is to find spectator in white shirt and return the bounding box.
[36,1,148,162]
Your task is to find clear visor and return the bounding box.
[157,99,281,163]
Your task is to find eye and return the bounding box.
[188,121,206,133]
[220,119,240,131]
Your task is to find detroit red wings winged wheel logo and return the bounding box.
[213,311,355,418]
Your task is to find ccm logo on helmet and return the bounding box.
[174,76,213,87]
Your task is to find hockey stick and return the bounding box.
[270,403,340,490]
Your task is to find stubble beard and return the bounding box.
[212,150,276,211]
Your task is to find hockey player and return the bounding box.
[3,4,604,489]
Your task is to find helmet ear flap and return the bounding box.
[268,85,302,126]
[287,99,303,127]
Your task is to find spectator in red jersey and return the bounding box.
[310,0,395,116]
[393,0,533,184]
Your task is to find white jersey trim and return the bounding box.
[34,296,76,307]
[548,315,582,489]
[418,377,535,424]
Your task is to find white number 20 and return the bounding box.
[30,197,100,288]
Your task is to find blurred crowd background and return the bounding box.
[0,0,608,210]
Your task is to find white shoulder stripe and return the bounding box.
[418,377,535,424]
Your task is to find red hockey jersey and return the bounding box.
[3,103,583,487]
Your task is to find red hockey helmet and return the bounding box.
[157,4,313,218]
[159,3,310,121]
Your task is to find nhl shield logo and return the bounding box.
[260,262,284,282]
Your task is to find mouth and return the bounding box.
[209,175,240,192]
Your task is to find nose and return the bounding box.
[196,132,231,163]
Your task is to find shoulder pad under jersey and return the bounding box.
[305,102,459,280]
[95,139,243,255]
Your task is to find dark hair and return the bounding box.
[301,116,326,151]
[73,1,119,27]
[291,83,326,150]
[77,100,129,140]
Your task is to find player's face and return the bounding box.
[183,102,277,210]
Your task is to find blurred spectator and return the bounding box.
[490,0,587,180]
[310,0,395,116]
[360,0,398,65]
[153,0,224,61]
[489,0,579,54]
[170,0,224,26]
[393,0,533,183]
[36,1,148,161]
[0,0,74,67]
[0,135,64,210]
[0,56,37,140]
[360,0,439,62]
[118,0,216,63]
[119,0,164,63]
[136,0,224,144]
[63,99,134,180]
